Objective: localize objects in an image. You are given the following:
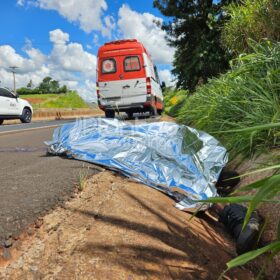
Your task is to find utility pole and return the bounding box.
[9,66,19,95]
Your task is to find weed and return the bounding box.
[78,165,90,192]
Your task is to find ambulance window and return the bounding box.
[124,56,141,72]
[102,59,116,74]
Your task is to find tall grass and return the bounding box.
[176,41,280,157]
[221,0,280,54]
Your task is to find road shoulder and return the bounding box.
[0,170,253,279]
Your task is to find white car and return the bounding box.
[0,88,33,125]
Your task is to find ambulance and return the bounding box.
[96,39,164,118]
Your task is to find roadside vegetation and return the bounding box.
[159,0,279,158]
[156,0,280,276]
[163,89,187,118]
[166,41,280,157]
[222,0,280,54]
[17,76,90,109]
[22,91,90,109]
[17,76,68,95]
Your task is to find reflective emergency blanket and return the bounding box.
[46,118,228,210]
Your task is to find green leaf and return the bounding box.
[234,174,280,194]
[236,165,280,179]
[213,122,280,134]
[197,196,278,204]
[197,196,255,204]
[226,241,280,269]
[243,176,280,228]
[232,177,271,193]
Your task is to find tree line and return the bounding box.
[17,76,68,95]
[154,0,279,91]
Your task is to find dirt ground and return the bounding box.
[0,170,253,280]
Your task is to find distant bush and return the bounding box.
[167,41,280,157]
[17,76,68,95]
[222,0,280,54]
[17,87,52,95]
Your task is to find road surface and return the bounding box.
[0,120,99,247]
[0,116,160,247]
[0,119,75,134]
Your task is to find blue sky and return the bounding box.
[0,0,175,101]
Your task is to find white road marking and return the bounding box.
[0,115,161,136]
[0,124,61,136]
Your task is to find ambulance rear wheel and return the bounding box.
[150,102,157,117]
[127,111,134,119]
[157,109,162,115]
[105,110,115,118]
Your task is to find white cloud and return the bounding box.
[49,28,69,44]
[0,45,46,74]
[49,29,97,77]
[0,29,97,103]
[158,69,176,87]
[93,34,99,45]
[19,0,175,67]
[117,5,174,65]
[17,0,25,6]
[76,80,97,103]
[102,15,116,38]
[32,0,111,37]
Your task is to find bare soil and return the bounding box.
[0,171,253,280]
[24,98,46,104]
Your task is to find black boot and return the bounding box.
[216,170,240,196]
[219,204,261,255]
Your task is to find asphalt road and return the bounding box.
[0,121,100,247]
[0,113,155,134]
[0,119,75,134]
[0,116,162,248]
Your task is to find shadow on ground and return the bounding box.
[70,188,247,280]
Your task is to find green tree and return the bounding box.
[42,76,52,84]
[26,80,33,88]
[58,85,68,94]
[50,80,60,93]
[38,76,53,93]
[153,0,238,90]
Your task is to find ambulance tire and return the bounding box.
[127,112,134,119]
[157,109,162,115]
[105,110,115,118]
[150,100,157,117]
